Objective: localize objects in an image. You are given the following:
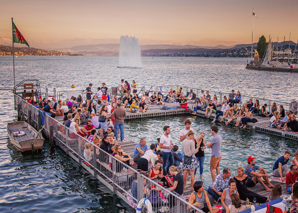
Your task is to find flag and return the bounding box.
[12,21,29,47]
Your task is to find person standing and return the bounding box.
[195,132,206,180]
[207,125,222,182]
[180,119,194,142]
[159,125,174,176]
[118,79,125,98]
[86,83,93,108]
[101,83,109,102]
[113,103,127,142]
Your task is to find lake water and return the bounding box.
[0,56,297,212]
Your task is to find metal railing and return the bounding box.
[15,94,203,213]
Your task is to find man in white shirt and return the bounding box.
[199,90,205,101]
[212,101,229,123]
[137,143,158,171]
[159,125,174,176]
[180,119,194,142]
[118,79,125,98]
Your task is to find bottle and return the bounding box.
[251,205,255,213]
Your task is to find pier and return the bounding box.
[13,83,297,212]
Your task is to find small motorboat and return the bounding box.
[7,121,44,152]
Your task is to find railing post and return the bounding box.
[45,87,48,100]
[28,109,31,125]
[175,198,181,213]
[65,128,69,155]
[220,91,222,103]
[53,88,56,100]
[17,103,21,121]
[38,110,42,130]
[49,126,54,148]
[93,146,97,176]
[112,158,117,194]
[137,173,144,201]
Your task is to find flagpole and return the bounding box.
[11,17,16,90]
[251,9,254,61]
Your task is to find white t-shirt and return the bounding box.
[61,105,69,113]
[199,93,204,98]
[160,134,172,152]
[96,90,102,98]
[107,105,112,114]
[221,104,229,113]
[179,127,194,141]
[142,149,158,167]
[270,116,276,123]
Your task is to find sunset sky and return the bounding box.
[0,0,297,49]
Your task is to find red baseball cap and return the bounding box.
[247,156,256,163]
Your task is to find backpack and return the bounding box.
[148,189,162,207]
[251,118,258,123]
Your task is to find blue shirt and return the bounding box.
[273,156,289,171]
[244,165,260,179]
[133,143,148,157]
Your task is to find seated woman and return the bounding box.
[192,98,205,115]
[179,95,189,111]
[229,194,247,213]
[129,99,139,113]
[148,93,157,104]
[225,105,239,125]
[284,114,298,133]
[280,105,285,118]
[240,107,252,129]
[188,181,213,213]
[231,91,241,105]
[234,167,267,203]
[84,143,93,162]
[250,99,260,113]
[269,102,278,117]
[235,106,245,127]
[220,103,233,122]
[112,145,133,172]
[77,95,83,105]
[221,96,228,107]
[148,160,163,180]
[187,89,194,100]
[157,93,164,105]
[268,184,282,201]
[60,101,69,115]
[213,95,219,107]
[141,93,148,103]
[259,104,269,117]
[164,92,175,103]
[88,102,96,114]
[221,179,239,213]
[270,111,282,129]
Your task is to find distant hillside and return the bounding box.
[0,45,83,56]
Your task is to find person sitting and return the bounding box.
[284,114,298,133]
[290,99,298,115]
[157,92,164,105]
[212,101,229,123]
[225,105,239,125]
[172,145,183,166]
[205,100,216,118]
[269,102,278,117]
[250,99,260,113]
[221,96,228,107]
[220,103,233,122]
[259,104,269,117]
[293,150,298,167]
[228,90,235,104]
[148,160,163,180]
[167,166,184,207]
[90,112,100,129]
[221,179,239,213]
[268,184,282,201]
[133,94,140,105]
[245,99,254,111]
[240,107,252,129]
[192,98,205,115]
[84,143,93,162]
[122,93,129,106]
[64,113,73,128]
[234,167,268,203]
[205,91,211,102]
[133,138,148,163]
[212,95,219,107]
[139,99,148,112]
[244,156,274,191]
[199,90,205,102]
[179,95,189,111]
[286,165,298,193]
[188,181,213,213]
[207,168,231,202]
[137,143,158,172]
[44,101,56,117]
[280,105,285,118]
[235,106,245,127]
[88,102,96,114]
[81,107,90,125]
[100,135,113,154]
[273,150,291,181]
[60,101,69,115]
[87,129,97,142]
[73,108,82,124]
[187,89,194,100]
[270,111,282,129]
[112,145,133,172]
[290,182,298,212]
[129,99,139,113]
[149,93,157,104]
[84,120,96,137]
[164,91,175,103]
[229,194,247,213]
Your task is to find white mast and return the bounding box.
[251,9,256,61]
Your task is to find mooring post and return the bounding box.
[38,110,42,131]
[17,103,21,121]
[28,109,31,125]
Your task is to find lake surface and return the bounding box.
[0,56,297,212]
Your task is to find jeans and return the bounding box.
[162,151,174,176]
[195,156,205,175]
[215,110,223,120]
[207,187,222,201]
[114,122,124,141]
[287,186,292,193]
[241,117,251,125]
[194,106,205,111]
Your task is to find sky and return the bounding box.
[0,0,298,49]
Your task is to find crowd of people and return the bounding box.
[26,80,298,212]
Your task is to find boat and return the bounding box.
[246,38,298,72]
[7,121,44,152]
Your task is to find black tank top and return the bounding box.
[195,138,205,157]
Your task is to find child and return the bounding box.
[172,145,183,166]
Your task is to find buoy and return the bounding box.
[136,198,152,213]
[71,84,76,88]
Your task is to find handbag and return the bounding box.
[98,115,106,122]
[183,155,192,165]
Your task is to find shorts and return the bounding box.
[102,94,107,100]
[133,90,137,93]
[87,96,91,100]
[210,155,221,169]
[247,178,257,187]
[137,158,148,171]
